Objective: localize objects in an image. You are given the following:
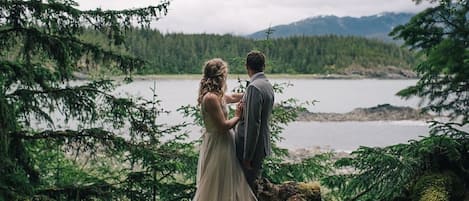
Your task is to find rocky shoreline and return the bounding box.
[73,67,418,81]
[339,65,417,79]
[297,104,433,122]
[285,146,349,162]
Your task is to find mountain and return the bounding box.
[247,12,414,42]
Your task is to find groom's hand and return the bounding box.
[243,160,253,170]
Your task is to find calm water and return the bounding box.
[116,78,422,113]
[113,78,433,151]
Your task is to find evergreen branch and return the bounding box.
[0,0,170,27]
[0,26,18,34]
[81,4,170,22]
[6,80,114,124]
[3,26,145,75]
[347,175,388,201]
[8,84,108,97]
[13,128,121,141]
[12,128,189,159]
[1,1,197,200]
[437,12,462,34]
[35,182,114,199]
[0,0,169,48]
[158,170,176,182]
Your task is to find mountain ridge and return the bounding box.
[247,12,414,42]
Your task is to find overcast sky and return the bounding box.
[77,0,432,35]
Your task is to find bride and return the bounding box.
[193,58,257,201]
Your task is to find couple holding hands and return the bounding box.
[193,51,275,201]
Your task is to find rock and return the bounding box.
[72,72,90,80]
[257,178,280,201]
[340,65,417,79]
[287,195,306,201]
[297,104,433,122]
[257,178,321,201]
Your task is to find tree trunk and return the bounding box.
[0,93,15,161]
[0,94,14,199]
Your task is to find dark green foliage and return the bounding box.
[0,1,200,200]
[323,124,468,201]
[411,171,465,201]
[391,0,469,124]
[261,83,333,185]
[322,1,469,200]
[264,153,333,184]
[81,28,417,75]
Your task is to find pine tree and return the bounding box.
[0,1,197,200]
[392,0,469,124]
[322,1,469,200]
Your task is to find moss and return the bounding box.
[297,182,321,200]
[411,171,465,201]
[257,179,321,201]
[419,186,449,201]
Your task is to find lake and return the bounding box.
[114,78,433,152]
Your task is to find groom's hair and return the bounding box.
[246,51,265,72]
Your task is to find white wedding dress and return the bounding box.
[193,102,257,201]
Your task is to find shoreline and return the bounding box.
[75,72,419,81]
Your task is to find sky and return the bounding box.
[77,0,433,35]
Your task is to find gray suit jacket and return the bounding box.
[236,72,274,163]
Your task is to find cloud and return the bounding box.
[77,0,433,35]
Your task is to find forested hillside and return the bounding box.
[81,28,417,75]
[248,12,413,42]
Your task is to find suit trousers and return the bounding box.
[236,136,263,192]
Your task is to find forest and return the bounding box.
[0,0,468,201]
[80,28,417,75]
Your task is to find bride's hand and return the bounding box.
[235,101,243,118]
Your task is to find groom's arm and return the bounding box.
[243,85,262,162]
[224,93,243,104]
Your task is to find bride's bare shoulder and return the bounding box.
[202,92,220,106]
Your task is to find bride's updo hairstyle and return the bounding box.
[198,58,228,106]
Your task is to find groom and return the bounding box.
[236,50,275,192]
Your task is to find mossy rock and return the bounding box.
[411,171,465,201]
[297,182,321,200]
[257,178,321,201]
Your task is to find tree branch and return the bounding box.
[11,128,187,159]
[4,26,145,71]
[12,128,118,140]
[7,83,110,98]
[347,174,389,201]
[35,182,114,198]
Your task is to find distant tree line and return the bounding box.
[80,28,417,75]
